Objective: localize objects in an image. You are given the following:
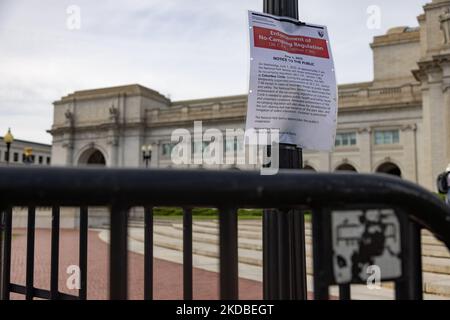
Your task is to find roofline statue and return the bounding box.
[440,8,450,45]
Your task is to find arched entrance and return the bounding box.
[78,148,106,166]
[87,150,106,165]
[376,162,402,177]
[335,163,357,172]
[303,165,316,171]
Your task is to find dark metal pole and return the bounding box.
[0,208,12,300]
[183,208,193,300]
[144,207,154,300]
[142,152,152,168]
[50,206,60,299]
[264,0,299,19]
[79,206,88,300]
[5,143,10,165]
[109,205,128,300]
[219,207,239,300]
[262,0,306,300]
[395,221,423,300]
[25,207,36,300]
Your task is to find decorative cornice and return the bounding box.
[443,80,450,92]
[370,28,420,48]
[62,141,74,149]
[412,68,427,83]
[417,59,442,74]
[358,127,372,134]
[338,101,421,114]
[54,84,170,106]
[424,1,450,11]
[401,123,417,132]
[433,52,450,65]
[50,122,132,135]
[415,54,450,84]
[107,137,119,146]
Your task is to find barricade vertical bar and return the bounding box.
[395,220,423,300]
[395,271,408,298]
[79,207,88,300]
[109,205,128,300]
[50,206,60,299]
[263,210,269,298]
[291,211,307,299]
[339,284,351,300]
[277,210,290,299]
[0,208,12,300]
[183,208,193,300]
[312,209,329,300]
[144,207,153,300]
[0,209,4,298]
[219,207,238,300]
[264,210,279,299]
[25,206,36,300]
[409,222,423,300]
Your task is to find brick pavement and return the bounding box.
[9,228,262,300]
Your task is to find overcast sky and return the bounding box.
[0,0,429,144]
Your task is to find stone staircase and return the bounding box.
[121,218,450,300]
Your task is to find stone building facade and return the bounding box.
[49,0,450,191]
[0,135,51,167]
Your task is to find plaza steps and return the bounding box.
[122,218,450,299]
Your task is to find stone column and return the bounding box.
[441,59,450,162]
[419,63,445,190]
[400,124,418,183]
[318,152,331,172]
[358,127,372,173]
[62,139,74,166]
[107,134,119,167]
[150,140,161,168]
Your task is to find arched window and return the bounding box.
[376,162,401,177]
[335,163,357,172]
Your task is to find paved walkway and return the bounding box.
[10,229,262,300]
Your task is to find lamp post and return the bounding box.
[141,145,152,168]
[262,0,306,301]
[3,128,14,165]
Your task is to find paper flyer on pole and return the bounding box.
[246,11,338,151]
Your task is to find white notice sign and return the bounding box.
[246,11,338,151]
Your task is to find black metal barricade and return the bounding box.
[0,167,449,300]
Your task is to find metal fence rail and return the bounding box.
[0,167,450,300]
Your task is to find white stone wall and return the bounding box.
[414,0,450,190]
[302,105,422,182]
[373,37,421,86]
[0,139,51,166]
